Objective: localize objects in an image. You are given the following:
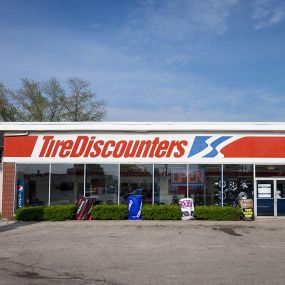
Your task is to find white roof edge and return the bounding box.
[0,122,285,132]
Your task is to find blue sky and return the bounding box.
[1,0,285,121]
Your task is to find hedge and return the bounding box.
[15,205,77,221]
[15,206,45,221]
[194,206,241,221]
[91,205,181,220]
[15,204,242,221]
[42,205,77,221]
[142,205,181,220]
[91,205,128,220]
[92,205,241,221]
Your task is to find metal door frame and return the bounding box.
[255,177,285,217]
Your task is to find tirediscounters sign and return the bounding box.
[4,133,285,163]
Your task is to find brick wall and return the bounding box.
[2,162,15,219]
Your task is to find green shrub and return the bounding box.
[15,204,241,221]
[91,204,241,221]
[0,213,2,220]
[15,206,45,221]
[92,205,128,220]
[194,206,241,221]
[15,205,76,221]
[92,204,181,220]
[43,205,77,221]
[142,205,181,220]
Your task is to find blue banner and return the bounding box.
[17,179,25,208]
[128,195,142,220]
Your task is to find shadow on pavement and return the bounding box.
[0,221,37,233]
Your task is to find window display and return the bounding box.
[85,164,118,204]
[14,163,254,207]
[16,164,49,206]
[120,164,152,204]
[50,164,84,205]
[223,165,253,207]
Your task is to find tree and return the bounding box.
[0,77,105,122]
[42,78,66,121]
[65,77,105,121]
[0,82,21,121]
[15,79,48,121]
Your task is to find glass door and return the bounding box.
[276,180,285,217]
[256,179,274,216]
[256,178,285,217]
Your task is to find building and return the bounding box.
[1,122,285,219]
[0,131,3,214]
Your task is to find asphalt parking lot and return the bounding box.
[0,219,285,285]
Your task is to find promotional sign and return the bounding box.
[257,184,272,198]
[239,199,254,209]
[179,198,194,220]
[17,179,25,208]
[171,168,205,186]
[240,199,254,221]
[242,208,254,221]
[128,195,142,220]
[76,197,96,220]
[5,133,285,163]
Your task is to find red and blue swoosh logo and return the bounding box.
[188,136,232,158]
[189,136,285,158]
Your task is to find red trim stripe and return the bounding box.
[221,137,285,158]
[4,136,38,157]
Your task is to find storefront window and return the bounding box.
[16,164,49,206]
[223,164,253,207]
[14,163,255,208]
[85,164,118,204]
[256,165,285,177]
[201,165,221,206]
[154,164,221,205]
[154,165,187,204]
[50,164,84,205]
[120,164,153,204]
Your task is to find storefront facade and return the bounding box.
[1,122,285,219]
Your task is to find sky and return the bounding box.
[0,0,285,121]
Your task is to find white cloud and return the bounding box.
[120,0,239,66]
[189,0,239,34]
[144,0,239,36]
[252,0,285,29]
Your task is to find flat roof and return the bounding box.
[1,122,285,132]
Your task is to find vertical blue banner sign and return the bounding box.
[17,180,25,208]
[128,195,142,220]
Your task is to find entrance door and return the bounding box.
[256,178,285,217]
[276,180,285,216]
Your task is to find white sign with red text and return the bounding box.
[4,132,285,163]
